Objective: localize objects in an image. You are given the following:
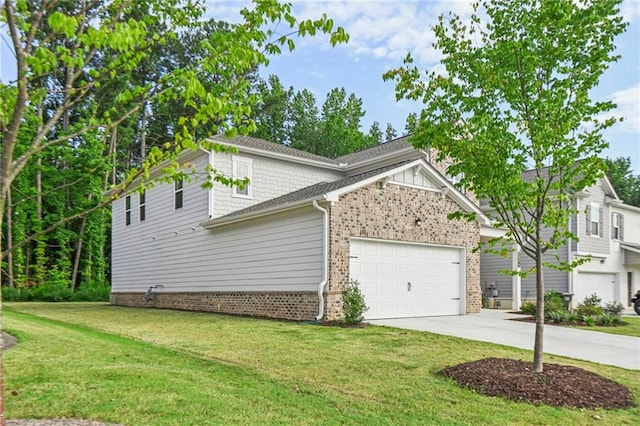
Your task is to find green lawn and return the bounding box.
[573,316,640,337]
[3,303,639,425]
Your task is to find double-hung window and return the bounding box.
[175,179,184,210]
[611,212,623,241]
[587,202,601,237]
[139,190,146,222]
[125,195,131,226]
[232,156,252,198]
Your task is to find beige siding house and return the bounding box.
[111,136,496,321]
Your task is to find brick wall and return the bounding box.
[111,291,319,321]
[325,182,482,320]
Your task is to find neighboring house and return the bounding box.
[480,174,640,310]
[110,135,500,321]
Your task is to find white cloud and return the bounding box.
[610,84,640,134]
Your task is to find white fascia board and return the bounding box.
[200,198,328,229]
[621,244,640,255]
[480,224,508,239]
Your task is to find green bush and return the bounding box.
[342,279,369,324]
[75,282,111,302]
[597,314,622,326]
[575,293,603,317]
[1,286,34,302]
[544,290,566,314]
[603,301,625,317]
[31,282,75,302]
[582,315,596,326]
[519,301,536,315]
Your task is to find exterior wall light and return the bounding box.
[415,218,422,226]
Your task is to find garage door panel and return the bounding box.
[575,272,616,305]
[350,239,464,319]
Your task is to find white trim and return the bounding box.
[208,150,215,218]
[312,201,329,321]
[232,155,253,199]
[573,251,610,258]
[387,180,442,193]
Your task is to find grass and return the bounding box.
[573,316,640,337]
[3,302,640,425]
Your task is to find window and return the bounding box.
[125,195,131,226]
[232,156,252,198]
[139,190,146,222]
[174,179,183,210]
[586,202,602,237]
[612,212,623,241]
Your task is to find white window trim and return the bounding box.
[139,190,146,222]
[589,202,600,237]
[174,179,184,210]
[232,156,253,199]
[611,212,622,241]
[125,195,131,226]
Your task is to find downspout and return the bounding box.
[312,200,329,321]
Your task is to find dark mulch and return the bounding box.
[2,331,18,350]
[317,320,370,328]
[440,357,634,410]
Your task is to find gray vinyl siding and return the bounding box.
[112,204,324,293]
[111,154,211,292]
[212,152,342,218]
[480,227,570,300]
[576,181,610,254]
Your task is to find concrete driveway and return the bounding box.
[369,309,640,370]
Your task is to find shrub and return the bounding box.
[582,315,596,326]
[544,290,567,314]
[597,314,621,326]
[603,301,625,317]
[342,279,369,324]
[575,293,603,317]
[31,282,75,302]
[1,286,34,302]
[520,301,536,315]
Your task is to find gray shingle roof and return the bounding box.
[209,134,415,166]
[210,160,415,222]
[209,135,339,164]
[334,136,414,164]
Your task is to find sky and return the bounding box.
[2,0,639,172]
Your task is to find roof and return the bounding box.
[334,136,414,165]
[201,158,492,229]
[208,134,419,169]
[203,161,414,227]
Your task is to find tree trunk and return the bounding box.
[533,245,545,373]
[70,215,88,291]
[5,188,14,288]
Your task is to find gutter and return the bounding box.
[312,200,329,321]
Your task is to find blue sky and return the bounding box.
[2,0,639,172]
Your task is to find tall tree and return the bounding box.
[288,89,322,152]
[605,157,640,207]
[384,122,397,141]
[319,87,372,157]
[384,0,626,372]
[252,75,293,144]
[367,121,383,144]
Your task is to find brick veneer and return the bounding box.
[324,182,482,320]
[110,291,318,321]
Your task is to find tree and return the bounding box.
[252,75,293,144]
[288,88,322,152]
[384,122,397,141]
[384,0,626,372]
[367,121,383,144]
[1,0,347,421]
[605,157,640,207]
[319,87,372,157]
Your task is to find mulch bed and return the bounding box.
[440,357,634,409]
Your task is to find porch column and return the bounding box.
[512,244,522,310]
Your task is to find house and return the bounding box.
[110,135,500,321]
[480,173,640,310]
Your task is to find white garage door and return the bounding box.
[574,272,617,305]
[349,239,464,319]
